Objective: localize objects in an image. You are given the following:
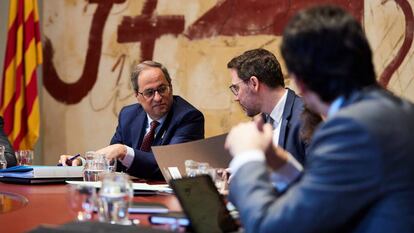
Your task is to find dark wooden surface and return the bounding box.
[0,182,182,233]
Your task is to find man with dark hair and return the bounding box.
[60,61,204,180]
[225,5,414,233]
[227,48,306,164]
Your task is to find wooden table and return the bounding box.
[0,182,182,233]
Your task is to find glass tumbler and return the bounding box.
[98,173,133,225]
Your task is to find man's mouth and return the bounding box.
[153,103,166,108]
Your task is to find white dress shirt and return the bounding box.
[269,89,288,146]
[120,114,167,168]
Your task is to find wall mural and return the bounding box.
[43,0,365,105]
[41,0,414,164]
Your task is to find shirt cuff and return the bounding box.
[229,149,265,176]
[120,145,135,168]
[270,152,303,192]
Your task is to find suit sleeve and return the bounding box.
[0,117,17,167]
[128,109,204,179]
[229,117,382,233]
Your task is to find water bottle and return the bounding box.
[0,145,7,169]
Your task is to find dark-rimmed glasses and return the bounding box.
[229,80,246,96]
[138,85,171,99]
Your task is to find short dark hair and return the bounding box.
[281,5,377,102]
[131,60,172,93]
[227,48,285,88]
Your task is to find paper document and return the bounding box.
[66,180,172,192]
[152,133,232,181]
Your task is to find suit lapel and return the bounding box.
[153,97,176,145]
[278,89,295,147]
[132,105,147,149]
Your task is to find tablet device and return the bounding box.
[169,175,239,233]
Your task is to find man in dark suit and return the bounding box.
[61,61,204,180]
[225,5,414,233]
[227,48,306,164]
[0,116,17,167]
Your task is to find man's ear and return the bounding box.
[250,76,260,92]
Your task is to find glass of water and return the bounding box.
[184,160,199,177]
[98,173,133,225]
[83,152,108,181]
[0,145,7,169]
[67,184,96,221]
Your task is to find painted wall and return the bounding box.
[35,0,414,164]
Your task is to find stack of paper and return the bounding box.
[66,180,173,193]
[0,165,83,184]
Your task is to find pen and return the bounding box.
[57,154,81,166]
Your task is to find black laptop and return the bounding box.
[169,175,240,233]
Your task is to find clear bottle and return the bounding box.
[0,145,7,169]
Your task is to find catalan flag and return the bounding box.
[0,0,42,150]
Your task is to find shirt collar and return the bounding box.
[146,114,167,128]
[269,89,288,125]
[327,96,345,118]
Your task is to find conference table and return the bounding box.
[0,182,182,233]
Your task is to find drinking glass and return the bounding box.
[184,160,199,177]
[83,152,108,181]
[67,184,96,221]
[0,145,7,169]
[212,168,229,195]
[97,173,133,225]
[105,157,117,173]
[15,150,34,165]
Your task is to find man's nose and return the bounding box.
[153,91,162,101]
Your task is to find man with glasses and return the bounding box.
[60,61,204,180]
[225,5,414,232]
[227,48,307,164]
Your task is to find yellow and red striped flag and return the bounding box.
[0,0,42,150]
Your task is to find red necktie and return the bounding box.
[140,121,160,152]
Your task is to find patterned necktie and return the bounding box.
[140,121,160,152]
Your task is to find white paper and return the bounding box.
[66,180,172,192]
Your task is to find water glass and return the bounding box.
[197,162,211,175]
[212,168,229,195]
[83,152,108,181]
[98,173,133,225]
[15,150,34,165]
[67,184,96,221]
[0,145,7,169]
[105,157,117,172]
[184,160,199,177]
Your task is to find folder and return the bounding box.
[0,165,83,183]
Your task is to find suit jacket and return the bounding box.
[110,96,204,180]
[230,87,414,233]
[278,88,306,164]
[0,117,17,167]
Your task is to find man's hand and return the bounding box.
[58,155,82,166]
[253,114,289,170]
[225,119,289,170]
[225,121,274,155]
[95,144,127,160]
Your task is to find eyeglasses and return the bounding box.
[138,85,171,99]
[229,80,246,96]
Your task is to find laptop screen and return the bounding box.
[170,175,239,233]
[152,134,232,181]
